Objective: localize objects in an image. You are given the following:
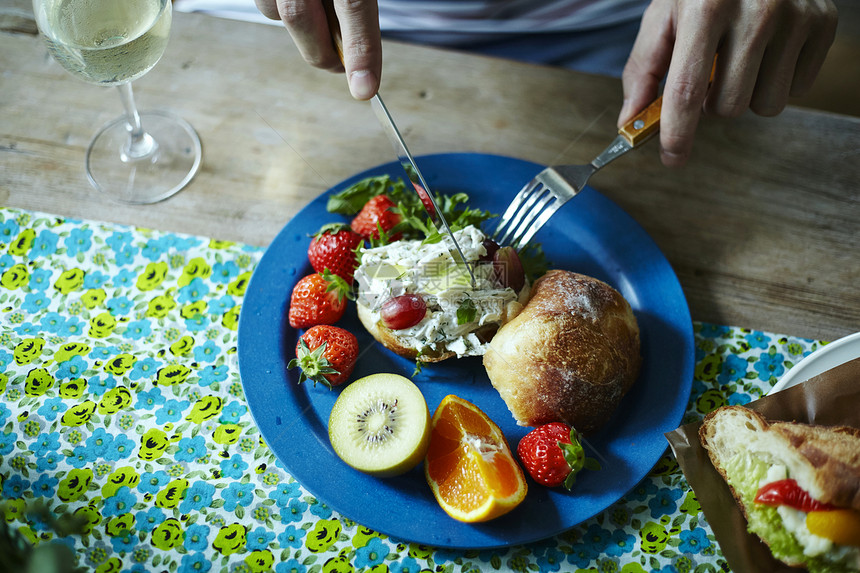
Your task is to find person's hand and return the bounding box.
[254,0,382,100]
[619,0,837,167]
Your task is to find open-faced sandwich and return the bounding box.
[292,174,642,439]
[700,405,860,572]
[354,224,529,362]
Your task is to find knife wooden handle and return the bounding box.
[618,95,662,147]
[323,0,345,65]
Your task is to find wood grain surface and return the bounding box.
[1,8,858,342]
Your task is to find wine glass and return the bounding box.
[32,0,202,204]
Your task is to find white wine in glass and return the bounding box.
[33,0,202,204]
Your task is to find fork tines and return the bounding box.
[493,171,563,249]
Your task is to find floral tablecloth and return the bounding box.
[0,207,825,573]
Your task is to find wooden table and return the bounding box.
[2,7,859,342]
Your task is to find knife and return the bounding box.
[322,2,477,288]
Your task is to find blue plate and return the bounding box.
[237,152,693,549]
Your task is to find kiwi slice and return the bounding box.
[328,373,431,477]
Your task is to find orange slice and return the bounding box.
[424,394,527,522]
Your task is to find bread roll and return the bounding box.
[483,270,641,434]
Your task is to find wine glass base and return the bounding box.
[85,110,202,205]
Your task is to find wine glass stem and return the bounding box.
[117,81,158,162]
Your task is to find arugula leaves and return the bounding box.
[326,175,405,215]
[327,175,495,241]
[519,243,550,283]
[327,174,550,281]
[456,298,477,325]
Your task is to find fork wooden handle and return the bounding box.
[618,57,717,147]
[618,96,662,147]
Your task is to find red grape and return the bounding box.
[380,294,427,330]
[479,238,500,262]
[493,246,525,292]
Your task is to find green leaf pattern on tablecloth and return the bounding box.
[0,208,823,573]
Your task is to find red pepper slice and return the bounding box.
[755,479,836,512]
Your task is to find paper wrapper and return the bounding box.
[665,356,860,573]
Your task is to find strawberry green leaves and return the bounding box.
[560,426,601,490]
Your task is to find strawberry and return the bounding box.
[350,194,402,241]
[412,182,436,219]
[308,223,363,282]
[288,270,352,329]
[289,325,358,388]
[517,422,600,489]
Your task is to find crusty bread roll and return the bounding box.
[483,270,641,434]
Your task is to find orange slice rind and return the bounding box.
[424,394,527,522]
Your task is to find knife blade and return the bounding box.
[322,1,477,288]
[368,95,477,287]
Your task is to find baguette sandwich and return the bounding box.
[353,225,528,362]
[699,405,860,572]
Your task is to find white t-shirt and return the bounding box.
[174,0,647,34]
[173,0,647,74]
[377,0,647,34]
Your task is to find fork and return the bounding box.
[494,96,663,249]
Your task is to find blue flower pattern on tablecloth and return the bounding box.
[0,208,823,573]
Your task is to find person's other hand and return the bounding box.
[254,0,382,100]
[620,0,837,167]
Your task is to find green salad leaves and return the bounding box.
[327,174,549,281]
